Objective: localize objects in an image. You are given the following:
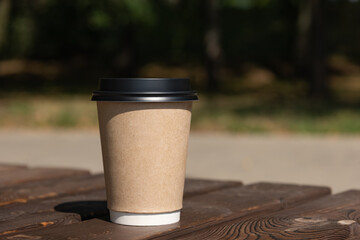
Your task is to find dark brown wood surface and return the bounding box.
[0,190,106,236]
[0,174,105,207]
[0,174,242,237]
[2,163,359,240]
[4,183,331,240]
[168,190,360,239]
[0,167,89,187]
[183,178,241,197]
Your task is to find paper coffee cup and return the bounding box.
[92,78,198,226]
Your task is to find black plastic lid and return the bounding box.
[91,78,198,102]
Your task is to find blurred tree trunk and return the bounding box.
[204,0,222,91]
[114,23,136,77]
[296,0,328,99]
[296,1,311,71]
[0,0,11,54]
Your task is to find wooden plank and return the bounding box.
[0,167,89,188]
[0,163,27,172]
[0,178,239,222]
[153,182,332,240]
[0,178,241,236]
[4,183,331,240]
[0,190,106,222]
[0,212,81,237]
[168,190,360,240]
[0,174,105,207]
[0,190,106,236]
[184,178,242,197]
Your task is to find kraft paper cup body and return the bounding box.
[97,101,192,225]
[93,78,197,226]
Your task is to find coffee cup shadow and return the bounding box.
[54,201,110,221]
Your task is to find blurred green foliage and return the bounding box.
[2,92,360,133]
[1,0,360,133]
[0,0,359,93]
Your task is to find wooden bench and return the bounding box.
[0,163,359,239]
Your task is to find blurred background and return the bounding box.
[1,0,360,192]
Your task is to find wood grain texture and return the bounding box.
[0,191,106,220]
[154,182,332,240]
[4,183,331,240]
[0,178,240,237]
[0,174,105,207]
[0,167,89,188]
[0,190,107,236]
[183,178,242,197]
[0,212,80,237]
[170,190,360,240]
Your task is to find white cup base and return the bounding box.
[109,210,180,226]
